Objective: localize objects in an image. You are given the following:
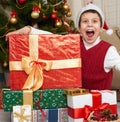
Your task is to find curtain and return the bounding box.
[102,0,120,28]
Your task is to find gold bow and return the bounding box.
[21,56,52,91]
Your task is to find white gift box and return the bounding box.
[12,105,32,122]
[67,90,117,122]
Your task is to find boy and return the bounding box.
[6,4,120,90]
[77,3,120,90]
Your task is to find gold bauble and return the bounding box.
[31,11,39,19]
[63,4,69,11]
[38,3,41,9]
[10,17,18,24]
[55,20,62,28]
[66,11,72,17]
[52,9,57,14]
[3,61,8,67]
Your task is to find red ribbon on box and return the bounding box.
[84,103,110,119]
[68,91,117,119]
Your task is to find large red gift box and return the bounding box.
[9,34,82,90]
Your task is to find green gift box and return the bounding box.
[3,89,67,112]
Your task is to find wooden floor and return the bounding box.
[0,103,120,122]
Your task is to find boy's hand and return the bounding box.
[5,26,31,41]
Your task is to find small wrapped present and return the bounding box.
[3,88,67,112]
[32,108,68,122]
[12,105,32,122]
[11,108,68,122]
[0,89,3,109]
[9,34,82,91]
[0,87,11,109]
[64,88,89,96]
[66,90,118,122]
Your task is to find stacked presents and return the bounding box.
[2,34,82,122]
[0,34,119,122]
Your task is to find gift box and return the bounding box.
[3,88,67,112]
[66,90,118,122]
[0,89,3,109]
[32,108,68,122]
[9,34,82,90]
[0,87,10,109]
[12,105,32,122]
[11,108,68,122]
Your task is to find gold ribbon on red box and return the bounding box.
[9,34,81,91]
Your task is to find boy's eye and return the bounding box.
[93,20,98,23]
[82,20,88,23]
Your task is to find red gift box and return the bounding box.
[0,89,3,109]
[9,34,82,91]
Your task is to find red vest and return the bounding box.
[81,39,113,90]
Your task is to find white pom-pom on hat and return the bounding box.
[103,21,113,35]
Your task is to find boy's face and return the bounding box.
[79,12,103,44]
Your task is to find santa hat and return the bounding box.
[76,3,113,35]
[76,3,104,28]
[103,21,113,35]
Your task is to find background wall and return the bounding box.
[67,0,84,27]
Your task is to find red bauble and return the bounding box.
[42,14,47,19]
[67,29,73,33]
[16,0,26,5]
[51,13,57,20]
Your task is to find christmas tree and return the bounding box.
[0,0,78,69]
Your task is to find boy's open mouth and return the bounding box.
[86,30,94,37]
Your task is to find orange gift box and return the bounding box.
[9,34,82,90]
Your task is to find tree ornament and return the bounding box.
[63,3,69,11]
[38,3,41,9]
[66,11,72,17]
[3,61,8,67]
[10,17,18,24]
[42,14,47,19]
[51,13,57,20]
[9,10,18,24]
[55,18,62,28]
[31,11,40,19]
[52,9,57,14]
[31,6,40,19]
[67,29,73,33]
[16,0,26,5]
